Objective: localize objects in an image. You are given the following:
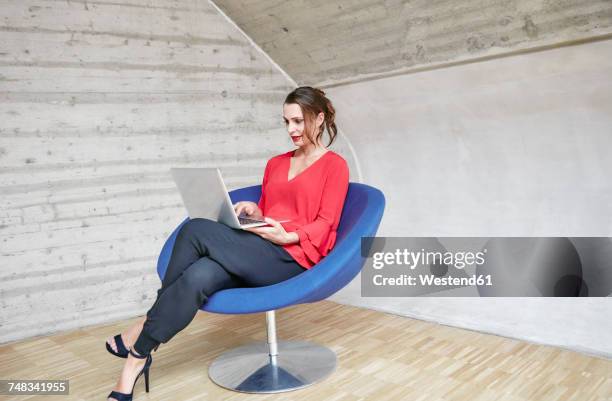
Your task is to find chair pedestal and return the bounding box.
[208,311,337,393]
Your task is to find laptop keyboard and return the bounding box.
[238,216,265,225]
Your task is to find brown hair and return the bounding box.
[284,86,338,147]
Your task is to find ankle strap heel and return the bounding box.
[107,349,153,400]
[129,348,149,359]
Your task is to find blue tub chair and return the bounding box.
[156,182,385,393]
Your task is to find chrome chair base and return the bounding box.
[208,340,337,393]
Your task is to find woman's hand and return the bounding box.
[233,201,263,219]
[244,217,298,246]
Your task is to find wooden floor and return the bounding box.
[1,300,611,401]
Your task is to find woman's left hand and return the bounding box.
[244,217,292,245]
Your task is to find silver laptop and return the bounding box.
[170,167,288,229]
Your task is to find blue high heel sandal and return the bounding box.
[107,348,153,401]
[106,335,158,359]
[106,334,129,358]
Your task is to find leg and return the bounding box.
[134,218,305,353]
[159,217,304,289]
[108,219,307,400]
[107,257,240,401]
[145,218,238,313]
[134,256,242,355]
[108,218,245,354]
[108,217,294,400]
[106,218,218,354]
[170,218,306,287]
[105,316,146,355]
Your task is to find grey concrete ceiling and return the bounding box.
[213,0,612,86]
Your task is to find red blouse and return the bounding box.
[258,150,350,269]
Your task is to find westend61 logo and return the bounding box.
[372,248,487,270]
[363,238,494,295]
[361,237,610,297]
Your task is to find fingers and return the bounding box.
[234,202,256,216]
[264,217,281,228]
[249,226,272,233]
[234,202,248,216]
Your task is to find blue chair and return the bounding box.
[157,182,385,393]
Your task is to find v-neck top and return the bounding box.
[257,149,349,269]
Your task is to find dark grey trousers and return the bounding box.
[133,218,306,355]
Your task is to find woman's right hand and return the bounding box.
[233,201,263,219]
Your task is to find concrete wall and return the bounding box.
[326,38,612,358]
[214,0,612,86]
[0,0,357,344]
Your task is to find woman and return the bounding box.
[105,86,349,401]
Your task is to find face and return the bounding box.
[283,103,324,149]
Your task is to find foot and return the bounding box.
[107,349,149,401]
[106,317,146,354]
